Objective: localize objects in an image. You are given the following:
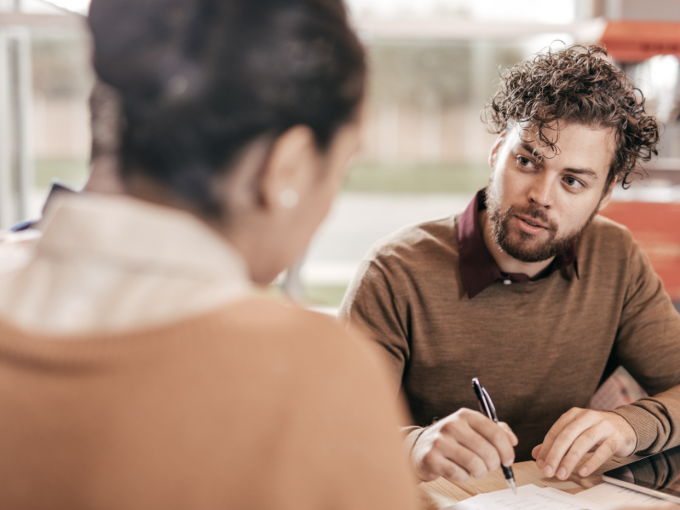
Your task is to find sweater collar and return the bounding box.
[458,188,578,299]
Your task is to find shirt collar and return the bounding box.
[458,188,578,299]
[38,192,250,285]
[0,193,252,335]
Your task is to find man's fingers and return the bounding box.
[534,410,638,480]
[444,441,492,479]
[541,410,600,477]
[498,422,519,446]
[444,420,500,476]
[427,450,472,483]
[554,424,607,479]
[535,409,580,470]
[466,415,515,468]
[577,439,619,477]
[442,461,473,484]
[533,443,548,470]
[412,409,522,482]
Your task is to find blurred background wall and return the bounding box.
[3,0,680,309]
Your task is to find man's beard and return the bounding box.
[485,186,598,264]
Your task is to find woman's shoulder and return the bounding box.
[210,295,389,382]
[217,296,367,351]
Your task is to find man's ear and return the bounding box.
[488,131,507,169]
[597,177,617,212]
[258,125,317,211]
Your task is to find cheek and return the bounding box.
[297,175,338,238]
[490,165,517,201]
[554,197,597,233]
[295,136,356,239]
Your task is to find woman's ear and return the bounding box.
[215,136,276,218]
[258,125,318,211]
[488,131,507,169]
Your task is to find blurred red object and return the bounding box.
[599,202,680,301]
[600,21,680,63]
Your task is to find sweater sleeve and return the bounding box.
[339,258,411,398]
[611,236,680,454]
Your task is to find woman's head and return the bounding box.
[88,0,365,283]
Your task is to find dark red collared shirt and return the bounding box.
[458,189,578,299]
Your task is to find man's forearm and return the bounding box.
[613,385,680,454]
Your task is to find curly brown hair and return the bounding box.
[483,45,660,189]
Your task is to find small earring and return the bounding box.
[280,189,299,208]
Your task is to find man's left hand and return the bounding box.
[532,408,637,480]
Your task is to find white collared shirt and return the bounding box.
[0,193,250,335]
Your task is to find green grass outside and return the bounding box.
[263,284,347,308]
[343,163,489,194]
[34,158,489,195]
[303,284,348,307]
[34,157,89,190]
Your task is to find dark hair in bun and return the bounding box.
[88,0,365,216]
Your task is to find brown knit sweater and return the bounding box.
[340,214,680,462]
[0,296,418,510]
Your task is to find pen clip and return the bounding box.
[472,378,493,419]
[481,388,499,422]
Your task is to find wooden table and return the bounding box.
[419,455,638,508]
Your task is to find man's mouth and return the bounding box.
[518,217,544,228]
[515,215,549,234]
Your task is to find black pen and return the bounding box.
[472,377,517,494]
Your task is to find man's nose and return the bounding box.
[528,174,553,209]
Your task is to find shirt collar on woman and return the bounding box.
[0,193,250,335]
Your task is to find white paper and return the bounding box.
[574,482,666,507]
[446,484,606,510]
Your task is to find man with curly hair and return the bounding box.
[341,45,680,485]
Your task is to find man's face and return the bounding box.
[486,122,616,263]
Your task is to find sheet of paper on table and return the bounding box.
[446,484,606,510]
[573,482,666,507]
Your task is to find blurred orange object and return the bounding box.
[600,21,680,62]
[599,202,680,301]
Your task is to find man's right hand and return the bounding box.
[411,408,518,482]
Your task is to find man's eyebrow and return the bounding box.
[565,167,598,179]
[518,142,546,161]
[519,143,537,155]
[518,142,599,179]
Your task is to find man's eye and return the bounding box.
[517,156,533,167]
[564,176,584,189]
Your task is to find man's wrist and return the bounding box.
[612,405,657,453]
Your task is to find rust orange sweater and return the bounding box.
[0,297,418,510]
